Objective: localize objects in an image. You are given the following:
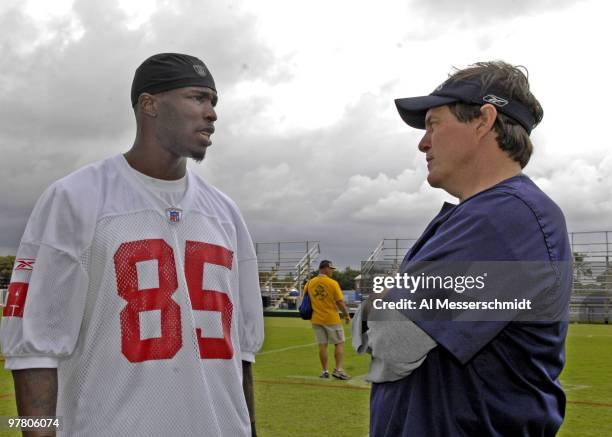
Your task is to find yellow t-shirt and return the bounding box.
[304,274,344,325]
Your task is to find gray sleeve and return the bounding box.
[351,302,370,353]
[352,302,437,383]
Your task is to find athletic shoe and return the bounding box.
[320,370,330,379]
[332,369,351,380]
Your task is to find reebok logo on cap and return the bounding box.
[395,79,537,134]
[483,94,509,107]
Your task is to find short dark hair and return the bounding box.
[319,260,336,270]
[445,61,543,168]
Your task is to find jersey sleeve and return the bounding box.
[1,180,95,370]
[333,280,344,302]
[233,210,264,363]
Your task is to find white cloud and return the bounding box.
[1,0,611,268]
[532,154,612,231]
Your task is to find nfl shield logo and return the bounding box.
[165,208,183,223]
[193,64,208,77]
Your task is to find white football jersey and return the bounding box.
[1,154,264,437]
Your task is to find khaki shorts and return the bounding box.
[312,324,345,345]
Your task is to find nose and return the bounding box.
[418,131,431,153]
[204,102,217,122]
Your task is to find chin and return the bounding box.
[427,173,442,188]
[190,149,207,163]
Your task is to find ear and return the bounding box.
[137,93,158,118]
[476,103,497,139]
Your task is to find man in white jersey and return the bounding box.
[1,53,264,437]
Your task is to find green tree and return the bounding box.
[332,267,360,290]
[0,256,16,287]
[307,267,360,290]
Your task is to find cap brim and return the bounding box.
[394,95,457,129]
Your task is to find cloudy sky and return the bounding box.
[1,0,610,268]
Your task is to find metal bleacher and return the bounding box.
[569,231,612,323]
[256,241,320,310]
[358,238,416,296]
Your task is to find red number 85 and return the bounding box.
[114,239,233,363]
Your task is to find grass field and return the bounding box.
[0,320,610,436]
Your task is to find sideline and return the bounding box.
[258,342,318,355]
[259,335,352,355]
[286,373,370,389]
[255,378,369,392]
[567,400,612,408]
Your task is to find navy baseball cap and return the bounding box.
[131,53,216,107]
[395,79,537,134]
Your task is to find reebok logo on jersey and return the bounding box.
[15,258,35,271]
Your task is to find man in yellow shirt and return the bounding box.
[304,260,351,380]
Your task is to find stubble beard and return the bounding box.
[157,101,207,163]
[190,147,206,163]
[158,130,207,163]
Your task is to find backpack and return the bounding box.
[299,287,313,320]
